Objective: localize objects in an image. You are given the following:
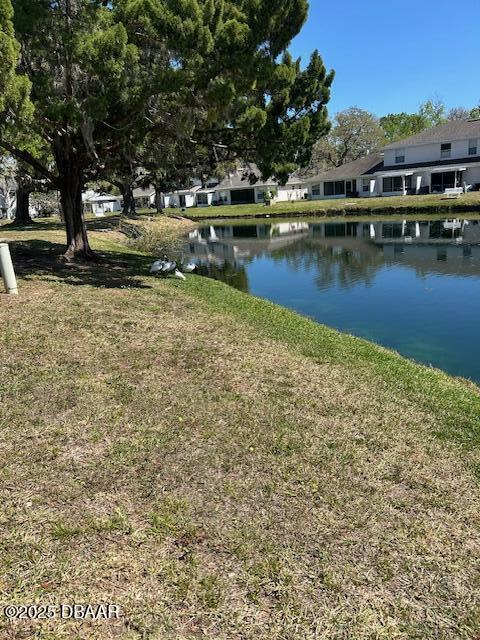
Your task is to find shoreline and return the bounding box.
[183,202,480,222]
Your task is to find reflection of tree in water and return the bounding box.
[269,239,384,290]
[195,262,249,292]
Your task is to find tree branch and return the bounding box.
[0,141,58,185]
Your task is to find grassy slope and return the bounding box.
[158,191,480,220]
[0,219,479,640]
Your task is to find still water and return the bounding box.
[186,218,480,382]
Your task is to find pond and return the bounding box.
[185,218,480,383]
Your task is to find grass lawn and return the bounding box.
[0,218,479,639]
[158,191,480,220]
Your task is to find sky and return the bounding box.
[289,0,480,118]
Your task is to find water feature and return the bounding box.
[185,218,480,382]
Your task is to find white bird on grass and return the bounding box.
[150,257,196,281]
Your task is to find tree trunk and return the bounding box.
[14,186,33,225]
[59,177,95,261]
[120,183,136,217]
[129,187,136,216]
[122,185,131,216]
[53,134,94,261]
[155,186,164,214]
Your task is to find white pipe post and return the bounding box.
[0,243,18,295]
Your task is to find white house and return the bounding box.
[164,185,202,209]
[211,164,307,206]
[305,154,384,200]
[127,166,307,210]
[306,119,480,199]
[83,192,122,216]
[196,187,217,207]
[276,181,308,203]
[133,187,156,209]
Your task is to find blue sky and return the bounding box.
[290,0,480,117]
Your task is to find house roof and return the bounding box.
[305,153,384,183]
[164,186,202,196]
[175,186,202,195]
[133,187,155,199]
[364,154,480,175]
[215,163,277,191]
[383,119,480,150]
[215,163,307,191]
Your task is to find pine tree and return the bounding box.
[1,0,333,260]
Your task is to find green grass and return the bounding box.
[182,275,480,451]
[0,218,479,639]
[156,190,480,220]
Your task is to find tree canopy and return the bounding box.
[380,98,480,143]
[380,100,445,143]
[311,107,386,170]
[0,0,334,259]
[0,0,29,114]
[447,104,480,121]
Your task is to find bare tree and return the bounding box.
[447,107,471,121]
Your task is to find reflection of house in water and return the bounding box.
[187,222,310,290]
[186,218,480,290]
[307,219,480,244]
[365,220,480,274]
[315,219,480,276]
[187,222,310,264]
[367,219,480,243]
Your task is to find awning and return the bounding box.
[430,166,467,173]
[86,196,121,203]
[377,170,414,178]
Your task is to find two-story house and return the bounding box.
[306,119,480,199]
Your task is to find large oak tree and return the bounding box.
[1,0,333,260]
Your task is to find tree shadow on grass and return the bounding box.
[2,215,124,233]
[9,239,153,290]
[2,219,65,232]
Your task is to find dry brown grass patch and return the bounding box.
[0,223,479,639]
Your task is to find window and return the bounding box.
[395,149,405,163]
[324,182,334,196]
[218,191,229,204]
[311,184,321,196]
[441,143,451,158]
[469,139,478,155]
[325,223,356,238]
[324,181,345,196]
[431,171,456,193]
[257,190,265,201]
[197,193,208,205]
[362,178,371,192]
[381,223,403,239]
[382,176,404,192]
